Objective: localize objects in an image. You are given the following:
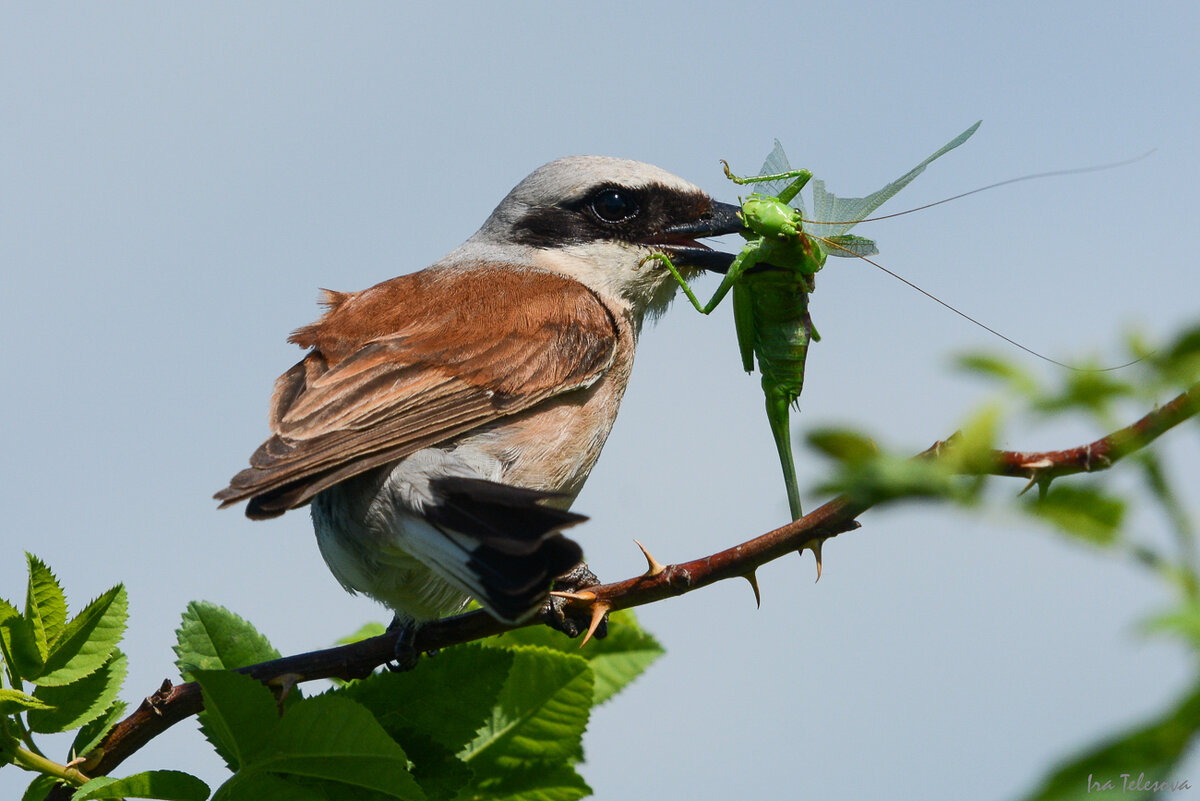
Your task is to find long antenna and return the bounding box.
[808,151,1156,226]
[815,235,1144,373]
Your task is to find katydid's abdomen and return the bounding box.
[736,266,818,521]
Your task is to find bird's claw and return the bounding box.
[542,562,609,642]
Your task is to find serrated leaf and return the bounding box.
[463,761,591,801]
[21,775,63,801]
[485,610,663,705]
[2,602,47,681]
[71,770,210,801]
[28,650,127,733]
[1019,681,1200,801]
[0,687,55,714]
[341,644,510,753]
[248,695,424,800]
[174,602,280,679]
[0,596,22,683]
[462,646,593,769]
[193,669,279,769]
[21,559,52,664]
[71,698,127,760]
[35,585,126,687]
[26,555,67,648]
[1026,485,1126,546]
[336,646,509,801]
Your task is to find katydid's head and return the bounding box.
[740,196,801,241]
[455,156,743,323]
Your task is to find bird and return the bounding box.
[215,155,741,634]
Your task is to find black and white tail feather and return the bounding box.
[424,477,585,624]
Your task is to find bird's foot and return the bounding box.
[385,617,423,672]
[542,562,609,644]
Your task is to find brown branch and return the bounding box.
[988,381,1200,480]
[62,381,1200,793]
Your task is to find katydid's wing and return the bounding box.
[808,121,981,249]
[819,234,878,258]
[755,140,809,219]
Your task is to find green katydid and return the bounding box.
[645,121,980,522]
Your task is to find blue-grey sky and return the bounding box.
[3,2,1199,799]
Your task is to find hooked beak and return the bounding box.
[651,200,744,274]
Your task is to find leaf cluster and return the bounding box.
[2,557,662,801]
[175,601,660,801]
[807,323,1200,800]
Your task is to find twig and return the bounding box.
[60,381,1200,792]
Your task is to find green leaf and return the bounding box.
[71,699,128,760]
[213,772,326,801]
[36,585,127,687]
[336,621,387,646]
[1033,369,1134,417]
[193,669,279,769]
[938,405,1002,479]
[2,716,19,767]
[813,451,966,506]
[249,694,424,800]
[338,644,511,801]
[805,428,878,464]
[71,770,210,801]
[1158,321,1200,383]
[464,761,591,801]
[340,644,511,753]
[953,351,1039,396]
[25,555,67,648]
[462,646,593,769]
[21,775,63,801]
[0,687,55,714]
[28,649,127,733]
[174,602,280,679]
[1025,485,1126,546]
[486,610,663,705]
[2,601,47,681]
[1144,601,1200,653]
[1019,681,1200,800]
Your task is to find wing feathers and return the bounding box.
[216,264,618,515]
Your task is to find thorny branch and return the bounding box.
[58,381,1200,791]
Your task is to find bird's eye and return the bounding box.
[589,187,639,223]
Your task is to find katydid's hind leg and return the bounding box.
[721,162,812,206]
[763,380,803,521]
[643,250,752,315]
[722,160,812,188]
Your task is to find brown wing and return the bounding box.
[214,263,618,519]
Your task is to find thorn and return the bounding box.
[580,602,611,648]
[634,539,666,577]
[742,571,761,608]
[550,590,597,602]
[268,672,302,712]
[801,537,826,582]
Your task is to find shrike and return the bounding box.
[216,155,741,630]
